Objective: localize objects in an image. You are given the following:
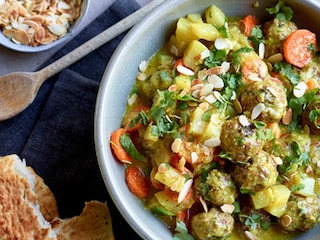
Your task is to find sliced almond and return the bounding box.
[214,37,233,50]
[171,138,182,153]
[251,103,265,120]
[267,53,283,63]
[282,108,292,125]
[191,152,198,163]
[280,215,292,228]
[293,82,307,98]
[220,204,235,214]
[139,60,147,72]
[204,137,221,147]
[239,115,250,127]
[200,49,210,59]
[207,74,224,89]
[199,196,208,212]
[245,231,257,240]
[200,83,214,96]
[178,179,193,203]
[12,29,32,45]
[177,65,194,76]
[47,23,67,36]
[204,94,217,104]
[258,42,265,59]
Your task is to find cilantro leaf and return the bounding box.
[309,109,320,129]
[273,62,300,85]
[204,48,228,68]
[266,0,293,21]
[240,213,271,231]
[278,141,309,174]
[173,221,195,240]
[120,133,144,160]
[288,89,318,130]
[129,110,149,128]
[231,47,253,66]
[249,26,264,51]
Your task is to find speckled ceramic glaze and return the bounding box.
[95,0,320,239]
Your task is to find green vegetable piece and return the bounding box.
[120,133,144,161]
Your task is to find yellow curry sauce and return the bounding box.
[111,1,320,239]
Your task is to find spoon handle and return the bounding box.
[37,0,166,83]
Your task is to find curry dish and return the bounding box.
[110,1,320,239]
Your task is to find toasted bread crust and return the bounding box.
[0,154,56,240]
[52,201,114,240]
[28,167,59,222]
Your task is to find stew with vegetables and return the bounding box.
[110,0,320,239]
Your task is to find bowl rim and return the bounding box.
[95,0,320,239]
[0,0,90,53]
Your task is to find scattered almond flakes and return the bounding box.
[0,0,82,46]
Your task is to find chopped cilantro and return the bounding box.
[241,213,271,231]
[120,133,144,161]
[159,70,172,81]
[240,189,255,195]
[204,48,228,68]
[309,109,320,128]
[176,93,199,102]
[257,128,275,141]
[249,26,264,51]
[149,90,180,137]
[278,141,309,174]
[266,0,293,21]
[233,201,241,214]
[173,221,195,240]
[273,62,300,85]
[288,89,318,130]
[253,120,266,128]
[201,110,212,122]
[290,183,305,192]
[231,47,253,66]
[129,110,149,128]
[219,22,229,38]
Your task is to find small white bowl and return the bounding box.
[0,0,90,53]
[95,0,320,239]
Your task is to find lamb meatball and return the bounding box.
[191,207,234,240]
[301,100,320,134]
[240,78,288,123]
[231,150,278,192]
[279,194,319,232]
[220,115,265,163]
[195,169,238,206]
[263,18,298,57]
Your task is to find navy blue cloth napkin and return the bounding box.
[0,0,142,239]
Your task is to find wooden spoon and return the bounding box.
[0,0,165,121]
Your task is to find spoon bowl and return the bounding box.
[0,72,40,120]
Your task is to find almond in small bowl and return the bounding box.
[0,0,90,52]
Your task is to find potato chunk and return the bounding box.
[204,5,226,28]
[251,185,291,217]
[183,40,209,70]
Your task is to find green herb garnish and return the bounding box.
[120,133,144,161]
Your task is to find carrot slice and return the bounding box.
[125,166,150,199]
[110,128,134,164]
[239,15,259,37]
[283,29,316,68]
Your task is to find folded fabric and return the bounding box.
[0,0,142,239]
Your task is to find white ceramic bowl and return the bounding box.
[95,0,320,239]
[0,0,90,53]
